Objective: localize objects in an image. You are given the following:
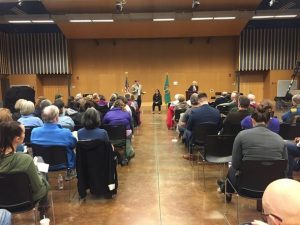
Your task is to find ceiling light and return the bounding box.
[92,19,114,22]
[32,20,54,23]
[275,14,297,18]
[214,17,236,20]
[153,18,175,22]
[8,20,31,23]
[252,15,275,19]
[69,20,92,23]
[191,17,213,21]
[116,0,126,12]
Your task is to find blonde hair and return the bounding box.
[20,101,35,115]
[14,99,26,111]
[113,99,126,111]
[0,108,13,122]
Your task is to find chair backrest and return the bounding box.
[101,124,126,141]
[31,144,68,170]
[174,108,186,122]
[237,160,287,198]
[205,135,235,157]
[216,104,230,115]
[24,126,37,146]
[279,123,300,140]
[192,122,219,145]
[0,172,34,212]
[223,123,243,135]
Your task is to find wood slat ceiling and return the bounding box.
[42,0,262,39]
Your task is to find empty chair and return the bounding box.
[224,160,287,225]
[76,139,118,199]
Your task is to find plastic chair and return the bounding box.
[224,160,287,225]
[200,135,235,190]
[0,172,55,225]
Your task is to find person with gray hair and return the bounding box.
[18,100,43,127]
[31,105,77,180]
[282,94,300,123]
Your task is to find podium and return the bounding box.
[186,91,197,100]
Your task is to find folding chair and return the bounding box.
[24,126,37,147]
[0,172,55,225]
[200,135,235,190]
[31,144,73,201]
[224,160,287,225]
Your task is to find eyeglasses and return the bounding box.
[262,212,283,223]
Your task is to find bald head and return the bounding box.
[263,179,300,225]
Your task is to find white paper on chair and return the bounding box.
[37,162,49,173]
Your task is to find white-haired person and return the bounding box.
[282,94,300,123]
[188,81,199,93]
[18,100,43,127]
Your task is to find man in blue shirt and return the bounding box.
[31,105,77,180]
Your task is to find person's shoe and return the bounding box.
[65,169,76,181]
[225,193,232,203]
[182,154,197,161]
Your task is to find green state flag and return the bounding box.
[164,75,171,104]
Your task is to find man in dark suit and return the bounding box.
[183,92,222,159]
[187,81,199,93]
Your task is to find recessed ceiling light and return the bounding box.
[214,17,236,20]
[92,19,114,22]
[32,20,54,23]
[153,18,175,22]
[191,17,213,21]
[8,20,31,23]
[69,20,92,23]
[252,15,275,19]
[275,14,297,18]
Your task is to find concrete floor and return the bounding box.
[13,108,299,225]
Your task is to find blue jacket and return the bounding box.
[18,114,43,127]
[282,107,300,123]
[187,104,222,131]
[30,123,77,169]
[103,107,131,130]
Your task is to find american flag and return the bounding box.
[124,76,130,93]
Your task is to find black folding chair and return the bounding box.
[200,135,235,190]
[189,122,219,166]
[0,172,55,225]
[279,123,300,140]
[224,160,287,225]
[24,126,37,147]
[31,144,73,201]
[101,124,127,164]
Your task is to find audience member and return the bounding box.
[222,95,250,135]
[34,96,46,118]
[0,121,50,218]
[55,94,63,101]
[241,100,279,133]
[103,99,135,160]
[152,89,162,114]
[31,105,77,180]
[248,93,257,109]
[98,95,108,106]
[12,99,26,121]
[174,94,188,111]
[285,137,300,178]
[18,100,43,127]
[184,92,222,159]
[213,91,229,107]
[0,108,12,122]
[78,107,109,142]
[218,105,288,202]
[282,94,300,123]
[108,93,117,109]
[53,99,75,130]
[251,179,300,225]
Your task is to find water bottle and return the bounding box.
[57,174,64,190]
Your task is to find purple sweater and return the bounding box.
[102,107,131,130]
[241,115,280,134]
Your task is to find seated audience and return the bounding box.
[218,105,288,201]
[0,108,13,123]
[285,137,300,178]
[184,92,222,159]
[174,94,188,111]
[152,89,162,114]
[12,99,26,121]
[108,93,118,109]
[31,105,77,180]
[213,91,229,107]
[36,99,52,119]
[0,121,50,218]
[18,100,43,127]
[98,95,108,107]
[54,99,75,130]
[241,100,279,133]
[222,95,250,135]
[65,96,82,126]
[34,96,46,118]
[78,107,109,142]
[282,94,300,123]
[103,99,135,160]
[251,179,300,225]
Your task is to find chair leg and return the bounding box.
[202,161,206,191]
[237,194,240,225]
[50,191,56,225]
[34,207,37,225]
[224,179,230,225]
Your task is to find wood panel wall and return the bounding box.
[70,37,238,104]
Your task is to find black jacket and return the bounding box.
[76,139,118,198]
